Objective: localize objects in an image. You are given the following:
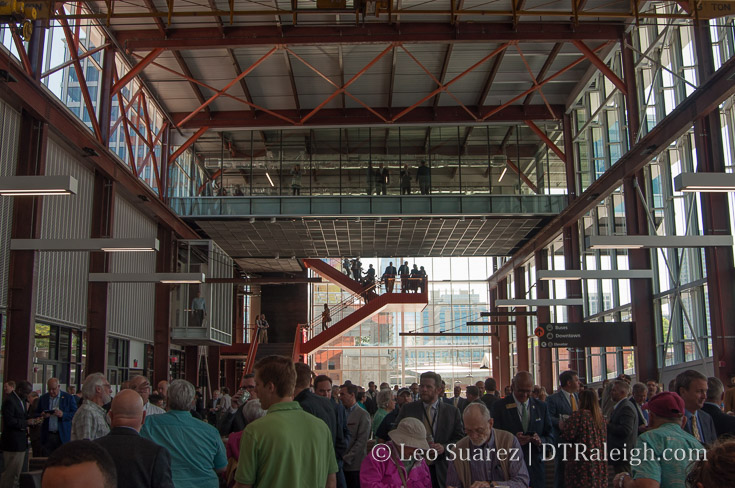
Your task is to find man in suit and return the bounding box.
[607,379,638,474]
[340,382,370,488]
[295,363,346,488]
[36,377,78,455]
[315,375,350,488]
[0,380,33,488]
[409,382,420,401]
[396,371,464,488]
[630,382,649,433]
[444,385,468,413]
[94,389,174,488]
[464,385,482,405]
[480,377,499,412]
[491,371,553,488]
[702,376,735,439]
[676,369,717,446]
[546,369,580,488]
[382,262,397,293]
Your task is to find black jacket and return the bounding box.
[700,403,735,440]
[295,389,346,458]
[94,427,174,488]
[1,392,28,452]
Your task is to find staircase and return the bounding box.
[299,291,427,355]
[254,343,294,360]
[303,258,378,300]
[296,259,428,356]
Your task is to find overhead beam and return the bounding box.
[0,48,198,239]
[572,39,628,95]
[488,46,735,287]
[206,277,322,284]
[116,22,625,51]
[432,45,454,112]
[172,104,564,129]
[524,42,562,107]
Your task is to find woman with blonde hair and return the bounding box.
[560,389,607,488]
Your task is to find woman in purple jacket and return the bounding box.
[360,417,432,488]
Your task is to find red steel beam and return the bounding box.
[488,40,735,288]
[514,43,556,119]
[300,43,396,125]
[168,126,210,165]
[571,39,628,96]
[116,22,625,51]
[393,42,510,123]
[41,43,110,79]
[0,48,199,239]
[524,120,566,162]
[10,29,33,76]
[113,66,138,174]
[482,41,611,121]
[172,104,564,129]
[111,48,164,96]
[176,46,278,128]
[133,54,295,126]
[505,157,539,194]
[57,14,104,144]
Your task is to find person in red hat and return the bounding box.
[613,392,706,488]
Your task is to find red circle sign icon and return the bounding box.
[534,327,545,338]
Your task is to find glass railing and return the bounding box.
[170,194,568,217]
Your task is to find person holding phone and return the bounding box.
[36,377,78,455]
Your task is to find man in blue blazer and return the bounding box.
[676,370,718,446]
[702,377,735,439]
[491,371,553,488]
[545,369,580,488]
[36,377,78,455]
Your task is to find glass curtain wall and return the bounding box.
[310,257,492,388]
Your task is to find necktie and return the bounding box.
[521,402,530,431]
[570,394,578,412]
[423,404,435,441]
[691,415,702,441]
[454,397,459,407]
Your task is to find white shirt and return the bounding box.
[143,401,165,416]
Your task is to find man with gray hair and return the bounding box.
[129,376,165,416]
[607,379,638,474]
[630,382,649,432]
[141,379,227,488]
[71,373,112,441]
[701,376,735,439]
[446,402,530,488]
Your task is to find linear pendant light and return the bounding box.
[0,176,78,196]
[10,238,160,252]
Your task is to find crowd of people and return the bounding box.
[2,365,734,488]
[342,259,428,294]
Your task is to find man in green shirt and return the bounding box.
[234,356,337,488]
[613,392,706,488]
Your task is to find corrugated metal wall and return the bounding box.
[0,100,20,313]
[35,139,94,327]
[106,195,156,342]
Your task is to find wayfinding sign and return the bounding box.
[534,322,635,348]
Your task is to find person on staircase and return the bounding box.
[352,258,362,282]
[363,264,376,289]
[257,314,269,344]
[322,304,331,332]
[409,264,421,293]
[382,262,397,293]
[399,261,410,293]
[343,258,351,276]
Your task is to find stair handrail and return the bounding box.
[305,279,384,341]
[243,323,260,375]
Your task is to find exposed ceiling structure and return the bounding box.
[193,216,551,258]
[67,0,639,271]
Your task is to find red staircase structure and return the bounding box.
[297,259,428,356]
[303,258,379,300]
